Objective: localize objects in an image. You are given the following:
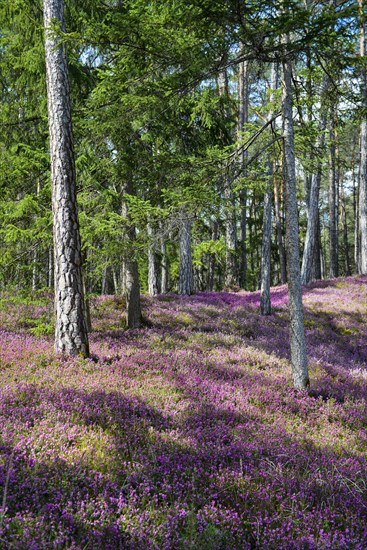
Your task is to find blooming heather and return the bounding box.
[0,276,366,548]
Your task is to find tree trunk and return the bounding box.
[282,53,309,390]
[122,181,142,328]
[207,220,218,291]
[160,221,168,293]
[238,58,249,288]
[359,0,367,273]
[329,122,339,278]
[260,64,277,315]
[274,168,287,284]
[179,211,194,295]
[147,223,159,296]
[43,0,89,356]
[301,89,327,284]
[224,187,238,289]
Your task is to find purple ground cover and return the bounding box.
[0,276,366,548]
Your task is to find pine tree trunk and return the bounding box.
[238,58,249,288]
[147,223,159,296]
[48,245,54,288]
[224,187,238,289]
[274,170,287,284]
[260,171,272,314]
[282,53,309,390]
[122,182,142,328]
[43,0,89,356]
[260,64,277,314]
[359,0,367,273]
[179,211,194,295]
[329,123,339,278]
[160,222,168,293]
[207,220,218,291]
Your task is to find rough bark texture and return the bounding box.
[122,181,142,328]
[44,0,89,356]
[282,55,309,390]
[147,223,159,296]
[359,0,367,273]
[179,211,194,295]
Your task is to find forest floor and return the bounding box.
[0,276,366,549]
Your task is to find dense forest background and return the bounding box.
[1,0,365,297]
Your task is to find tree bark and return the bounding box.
[301,80,328,285]
[159,221,168,293]
[179,210,194,295]
[147,223,159,296]
[359,0,367,273]
[282,53,309,390]
[274,168,287,284]
[122,181,142,328]
[43,0,89,356]
[238,58,249,288]
[329,122,339,278]
[260,64,277,315]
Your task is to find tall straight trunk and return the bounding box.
[312,210,322,280]
[219,69,238,289]
[260,64,277,315]
[179,211,194,295]
[48,245,53,288]
[301,83,328,284]
[274,169,287,284]
[160,221,168,293]
[122,181,142,328]
[207,220,218,291]
[260,171,273,314]
[224,188,238,289]
[147,223,159,296]
[341,183,351,276]
[282,53,309,389]
[43,0,89,356]
[359,0,367,273]
[238,58,249,288]
[353,165,360,272]
[329,122,339,278]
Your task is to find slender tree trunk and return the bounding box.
[359,0,367,273]
[147,223,159,296]
[43,0,89,356]
[160,221,168,293]
[179,210,194,295]
[207,220,218,291]
[282,52,309,389]
[353,162,359,272]
[218,69,238,289]
[224,187,238,289]
[329,121,339,278]
[122,181,142,328]
[260,64,277,315]
[238,58,249,288]
[341,183,351,276]
[48,245,53,288]
[274,168,287,284]
[301,87,328,284]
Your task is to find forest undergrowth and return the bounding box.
[0,276,366,549]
